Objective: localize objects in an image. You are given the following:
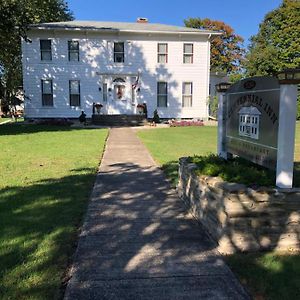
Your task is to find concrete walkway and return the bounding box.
[64,128,250,300]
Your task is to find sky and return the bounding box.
[68,0,282,47]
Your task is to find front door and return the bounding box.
[107,77,135,115]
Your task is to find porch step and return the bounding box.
[92,114,147,126]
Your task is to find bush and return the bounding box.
[153,109,160,123]
[35,118,73,126]
[188,154,275,187]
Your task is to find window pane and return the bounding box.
[184,44,193,53]
[103,83,108,102]
[41,51,52,61]
[114,53,124,63]
[157,95,167,107]
[69,52,79,61]
[182,95,192,107]
[183,82,192,94]
[158,82,167,94]
[184,54,193,64]
[70,95,80,106]
[114,42,124,52]
[69,41,79,51]
[42,80,52,94]
[40,40,51,50]
[70,80,79,94]
[158,54,167,63]
[42,94,53,106]
[158,43,167,53]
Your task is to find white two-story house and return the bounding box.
[22,19,218,120]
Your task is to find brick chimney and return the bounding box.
[136,17,148,23]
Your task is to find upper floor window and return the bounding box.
[40,40,52,61]
[183,43,193,64]
[182,82,193,107]
[157,43,168,64]
[114,42,124,63]
[69,80,80,106]
[68,41,79,61]
[157,82,168,107]
[41,79,53,106]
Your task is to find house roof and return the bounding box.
[29,21,221,36]
[238,106,262,115]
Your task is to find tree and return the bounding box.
[0,0,73,116]
[184,18,245,74]
[246,0,300,76]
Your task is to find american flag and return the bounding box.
[132,74,139,89]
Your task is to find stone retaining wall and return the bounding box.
[178,157,300,254]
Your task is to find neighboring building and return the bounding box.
[22,19,219,120]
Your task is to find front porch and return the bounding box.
[92,114,147,126]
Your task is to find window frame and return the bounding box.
[157,82,168,108]
[157,43,168,64]
[68,40,79,62]
[69,80,81,107]
[114,42,125,63]
[182,82,193,107]
[183,43,194,64]
[40,39,52,61]
[41,79,53,106]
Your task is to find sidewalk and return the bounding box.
[64,127,250,299]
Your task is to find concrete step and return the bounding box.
[92,114,147,126]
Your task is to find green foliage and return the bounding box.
[207,95,218,119]
[0,0,73,112]
[184,18,245,74]
[246,0,300,76]
[189,154,275,186]
[0,124,108,299]
[153,109,161,123]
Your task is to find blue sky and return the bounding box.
[68,0,282,46]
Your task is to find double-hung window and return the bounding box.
[40,40,52,61]
[41,79,53,106]
[157,82,168,107]
[183,43,193,64]
[69,80,80,106]
[68,41,79,61]
[114,42,124,63]
[182,82,193,107]
[157,43,168,63]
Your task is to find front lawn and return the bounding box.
[137,123,300,299]
[0,124,108,299]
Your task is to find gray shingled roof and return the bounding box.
[29,21,220,35]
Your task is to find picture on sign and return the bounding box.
[225,77,280,169]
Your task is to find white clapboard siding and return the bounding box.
[22,30,210,119]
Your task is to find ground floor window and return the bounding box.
[157,82,168,107]
[41,79,53,106]
[69,80,80,106]
[182,82,193,107]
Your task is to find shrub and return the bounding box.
[153,109,160,123]
[188,154,275,187]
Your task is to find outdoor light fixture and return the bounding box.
[276,68,300,84]
[215,82,231,93]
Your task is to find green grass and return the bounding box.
[0,123,108,299]
[137,126,217,185]
[137,123,300,299]
[225,252,300,300]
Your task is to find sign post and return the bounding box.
[216,82,231,159]
[276,69,300,188]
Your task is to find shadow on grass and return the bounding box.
[225,252,300,300]
[0,168,97,299]
[0,123,91,136]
